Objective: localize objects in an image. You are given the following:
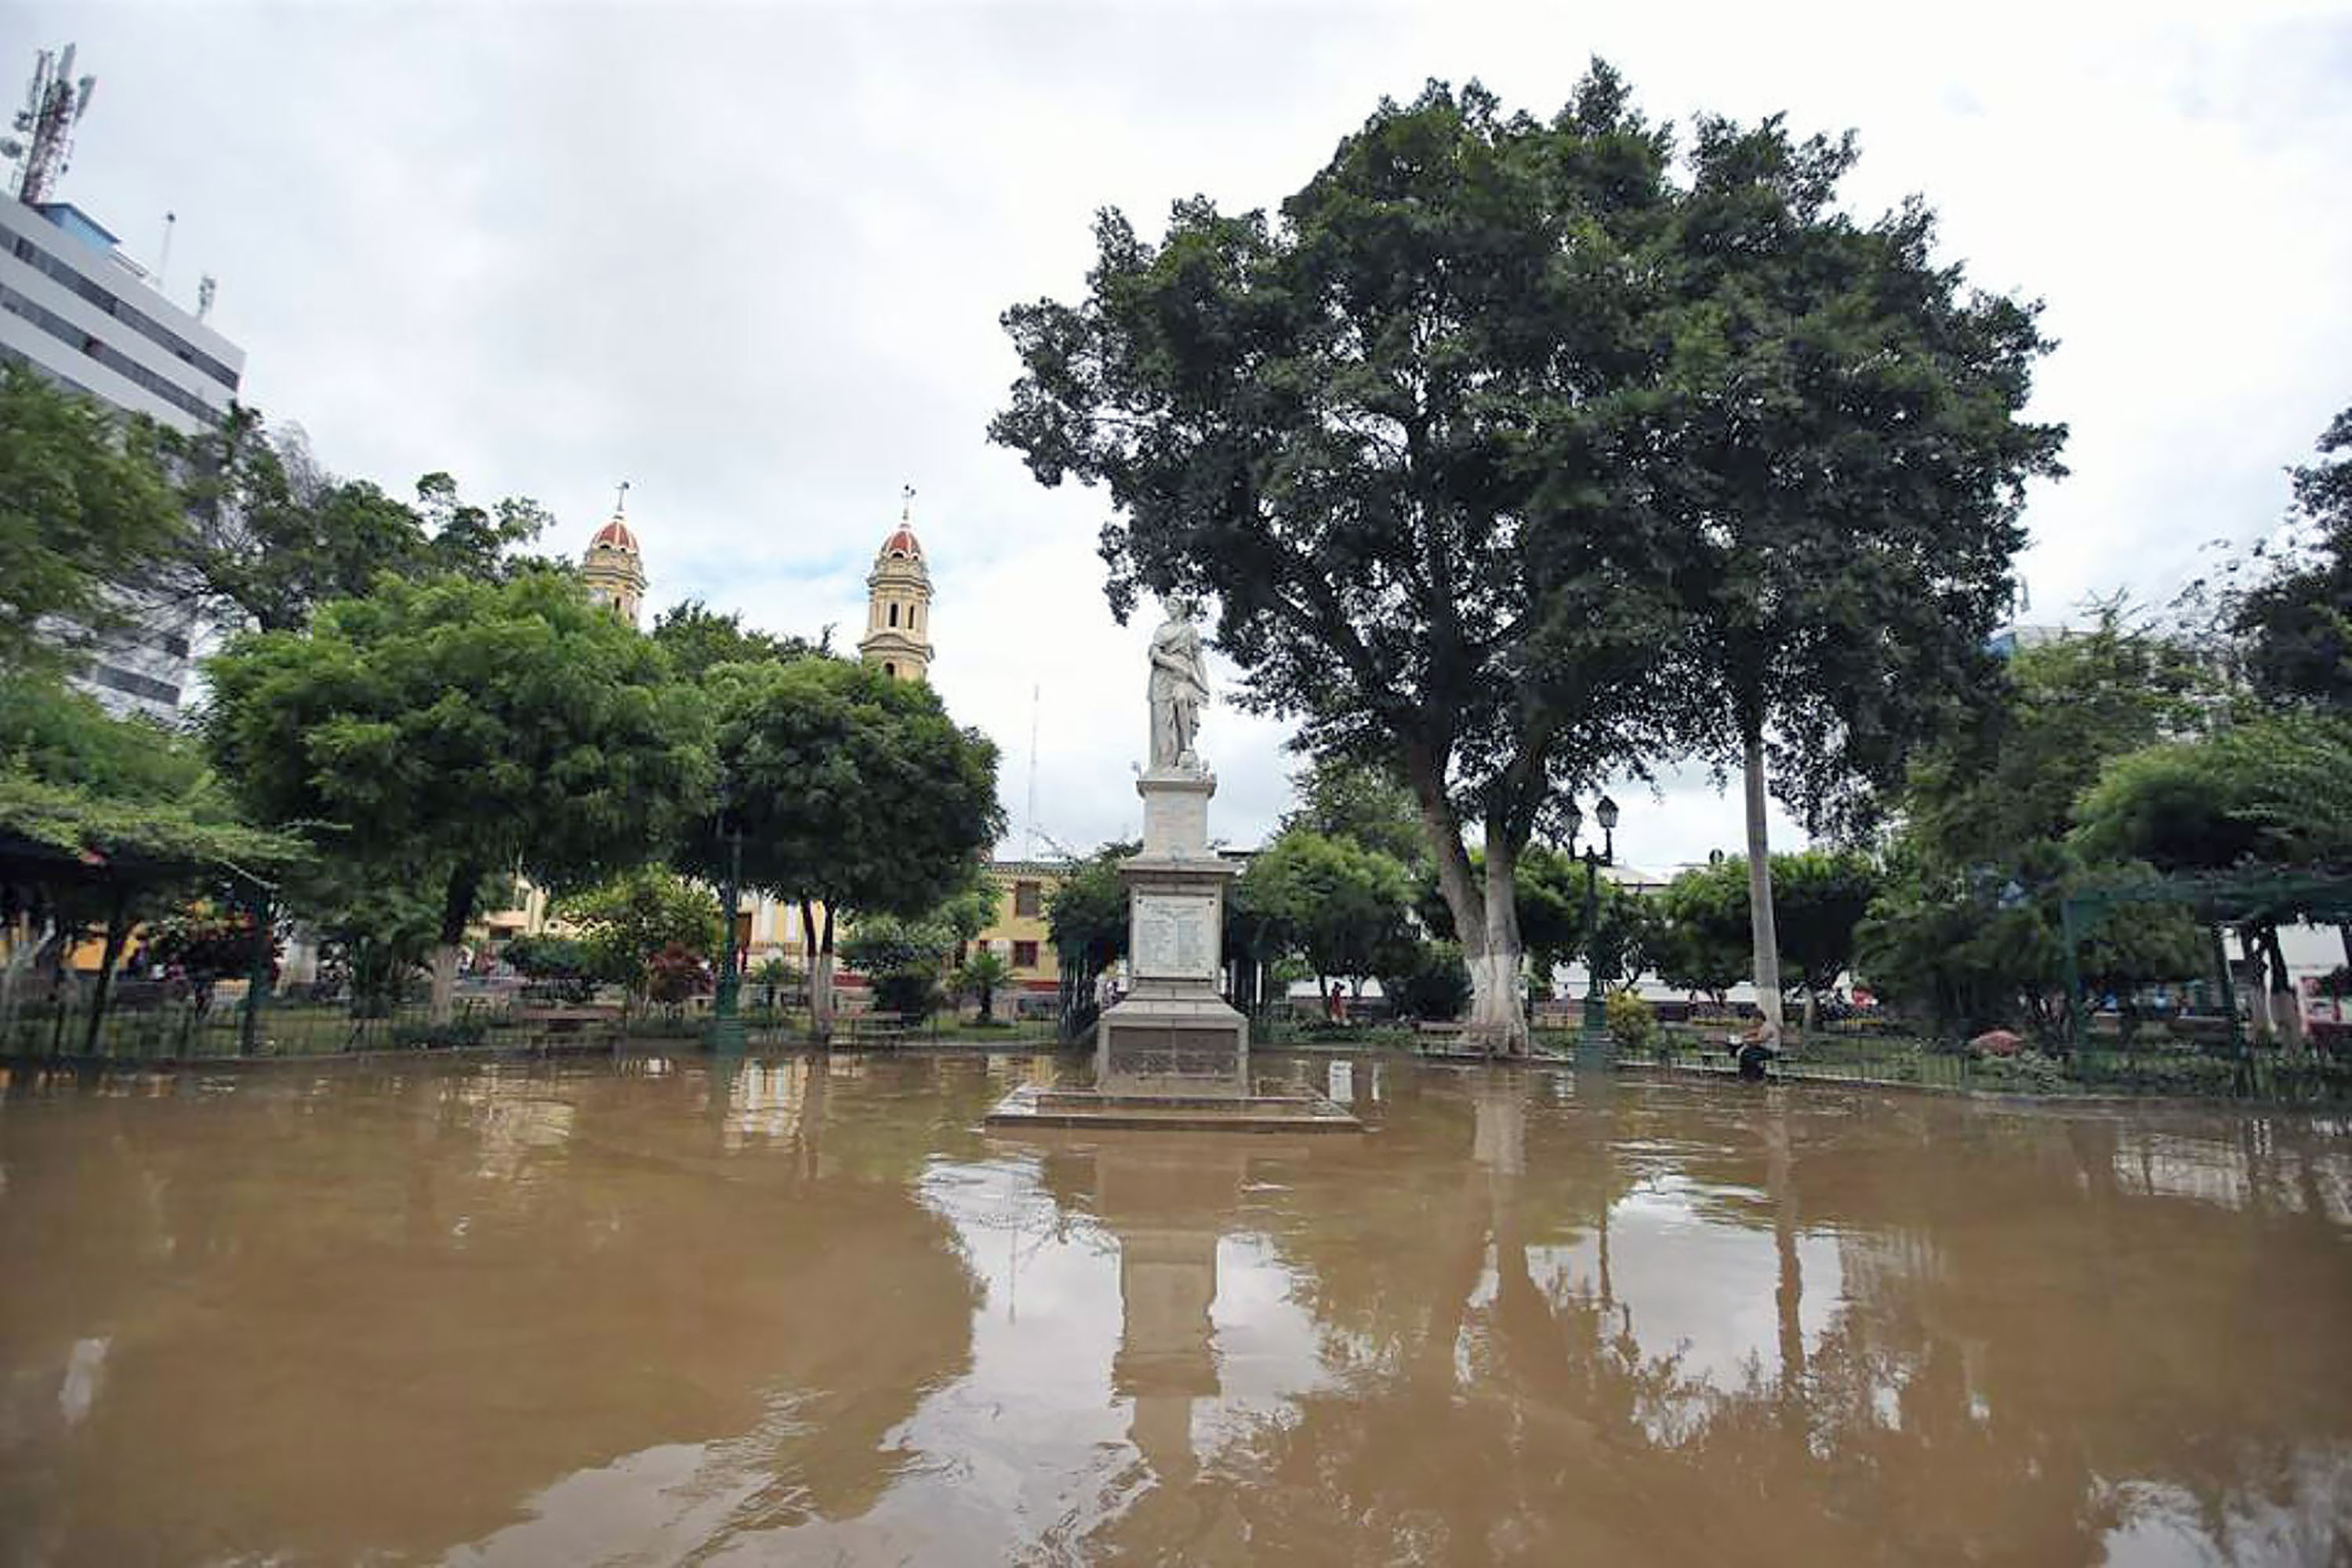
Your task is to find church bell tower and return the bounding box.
[582,483,648,627]
[858,492,933,683]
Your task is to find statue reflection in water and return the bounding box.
[1060,1135,1268,1485]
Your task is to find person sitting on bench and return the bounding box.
[1727,1014,1781,1081]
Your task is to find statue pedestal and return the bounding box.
[1098,769,1249,1096]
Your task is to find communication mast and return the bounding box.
[4,44,96,205]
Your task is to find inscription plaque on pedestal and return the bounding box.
[1131,893,1218,980]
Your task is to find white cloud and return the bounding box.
[23,0,2349,869]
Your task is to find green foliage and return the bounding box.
[953,949,1014,1022]
[749,955,801,1008]
[2231,406,2351,713]
[166,407,550,633]
[839,912,959,978]
[0,673,304,884]
[145,900,277,984]
[869,969,942,1022]
[1651,115,2065,839]
[1280,757,1426,868]
[2073,715,2352,872]
[1377,939,1472,1021]
[502,933,597,1003]
[991,70,1699,1027]
[0,364,185,673]
[563,866,722,998]
[642,942,709,1009]
[1605,988,1658,1050]
[649,600,829,679]
[1909,614,2216,869]
[204,569,712,951]
[684,655,1002,936]
[1045,841,1135,969]
[1650,851,1874,1000]
[1240,829,1415,985]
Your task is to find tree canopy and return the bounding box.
[993,66,2060,1047]
[204,569,711,1018]
[0,364,186,674]
[649,599,830,679]
[167,408,554,633]
[683,655,1002,1026]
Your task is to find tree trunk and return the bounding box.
[1742,720,1785,1031]
[238,890,277,1056]
[82,892,132,1057]
[1403,742,1523,1051]
[2242,925,2274,1043]
[1475,831,1530,1054]
[430,862,480,1027]
[2263,924,2303,1052]
[811,903,837,1040]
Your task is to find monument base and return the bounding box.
[1096,993,1250,1098]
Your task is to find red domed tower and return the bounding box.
[858,490,933,682]
[582,484,648,626]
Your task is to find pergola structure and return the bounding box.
[2059,868,2352,1064]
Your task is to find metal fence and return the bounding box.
[0,985,1063,1062]
[1616,1030,2352,1104]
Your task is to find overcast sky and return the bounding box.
[19,0,2350,873]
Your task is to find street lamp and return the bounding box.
[1574,794,1620,1053]
[704,785,747,1054]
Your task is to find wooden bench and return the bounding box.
[511,1007,622,1054]
[844,1011,912,1047]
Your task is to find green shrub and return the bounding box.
[1605,989,1658,1050]
[870,970,940,1021]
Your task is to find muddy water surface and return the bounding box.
[3,1054,2350,1565]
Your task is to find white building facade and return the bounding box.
[0,195,246,719]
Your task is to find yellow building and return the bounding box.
[964,862,1065,995]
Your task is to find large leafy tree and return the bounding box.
[1045,840,1135,975]
[1279,756,1428,869]
[682,656,1002,1033]
[204,570,712,1021]
[167,408,554,633]
[0,364,186,673]
[1240,829,1416,995]
[649,600,829,680]
[1857,623,2219,1042]
[2233,405,2350,713]
[1650,114,2065,1031]
[993,71,1688,1050]
[1649,849,1878,1024]
[562,865,724,1015]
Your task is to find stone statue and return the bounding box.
[1147,601,1210,772]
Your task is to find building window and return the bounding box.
[883,662,895,677]
[1014,880,1041,918]
[1012,940,1040,970]
[888,602,899,627]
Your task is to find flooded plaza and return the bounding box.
[3,1054,2350,1566]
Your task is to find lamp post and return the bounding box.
[705,792,746,1054]
[1570,794,1620,1054]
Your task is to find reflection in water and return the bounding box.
[1,1056,2350,1564]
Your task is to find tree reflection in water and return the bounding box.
[1070,1069,2352,1566]
[2,1057,2350,1565]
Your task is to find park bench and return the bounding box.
[510,1006,622,1054]
[844,1011,913,1048]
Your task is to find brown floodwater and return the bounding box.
[3,1053,2350,1566]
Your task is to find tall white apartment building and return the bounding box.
[0,194,247,719]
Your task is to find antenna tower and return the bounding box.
[1024,684,1041,860]
[6,45,96,205]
